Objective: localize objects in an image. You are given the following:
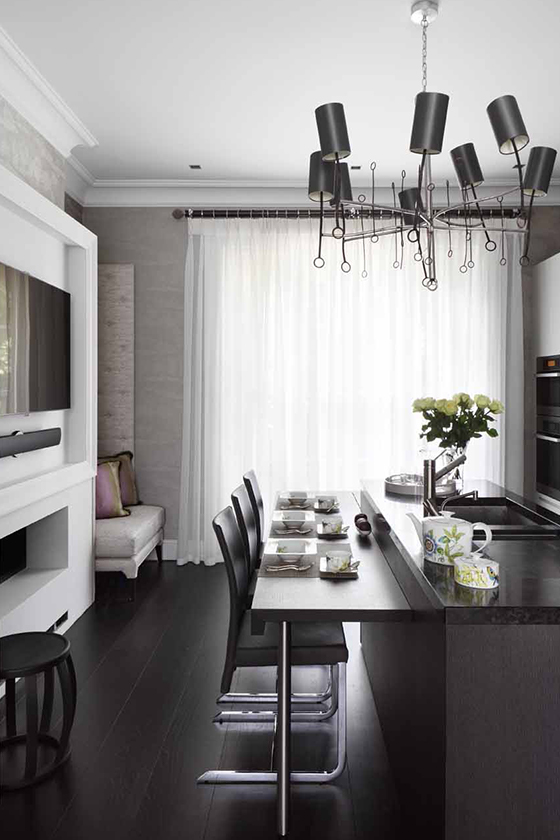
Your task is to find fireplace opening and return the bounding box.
[0,527,27,585]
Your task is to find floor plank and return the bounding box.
[1,561,403,840]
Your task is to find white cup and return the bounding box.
[321,515,344,534]
[326,550,352,572]
[317,496,337,511]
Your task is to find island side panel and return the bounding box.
[446,624,560,840]
[360,492,447,838]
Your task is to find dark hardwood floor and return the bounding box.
[0,562,404,840]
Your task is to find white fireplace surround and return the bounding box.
[0,506,68,634]
[0,163,97,637]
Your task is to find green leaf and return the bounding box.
[487,428,499,438]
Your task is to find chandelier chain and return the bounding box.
[421,14,428,91]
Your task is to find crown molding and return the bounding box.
[0,26,98,158]
[84,176,560,191]
[82,182,311,208]
[87,178,309,190]
[80,176,560,209]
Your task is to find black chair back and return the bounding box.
[243,470,265,550]
[232,483,260,577]
[213,506,249,693]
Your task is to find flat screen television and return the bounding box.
[0,261,70,415]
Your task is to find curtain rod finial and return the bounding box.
[172,208,185,219]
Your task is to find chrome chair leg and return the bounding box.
[197,663,347,785]
[216,665,333,706]
[213,662,339,724]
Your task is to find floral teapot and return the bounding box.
[407,512,493,566]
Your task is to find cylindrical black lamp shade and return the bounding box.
[487,95,529,155]
[308,151,334,201]
[330,163,353,205]
[315,103,351,161]
[523,146,557,196]
[398,187,424,213]
[450,143,484,188]
[409,92,449,155]
[338,163,353,202]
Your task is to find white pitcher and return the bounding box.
[407,512,492,566]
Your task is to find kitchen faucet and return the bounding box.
[423,452,471,516]
[440,489,479,511]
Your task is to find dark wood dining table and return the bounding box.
[251,490,411,836]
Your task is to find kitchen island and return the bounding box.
[360,479,560,840]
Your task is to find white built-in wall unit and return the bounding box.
[0,162,97,636]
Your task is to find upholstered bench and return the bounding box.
[95,505,165,597]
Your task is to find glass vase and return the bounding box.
[445,445,467,492]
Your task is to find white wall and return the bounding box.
[534,252,560,357]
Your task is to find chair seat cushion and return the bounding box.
[235,612,348,668]
[95,505,165,558]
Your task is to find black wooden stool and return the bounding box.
[0,632,77,790]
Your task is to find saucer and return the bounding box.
[319,557,359,579]
[316,524,349,540]
[314,503,340,514]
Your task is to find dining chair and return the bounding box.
[224,488,334,708]
[243,469,265,552]
[197,506,348,785]
[231,483,261,581]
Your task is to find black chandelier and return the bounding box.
[307,0,557,290]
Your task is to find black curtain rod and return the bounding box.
[172,206,518,220]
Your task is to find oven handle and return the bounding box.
[536,372,560,378]
[536,433,560,443]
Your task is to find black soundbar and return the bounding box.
[0,428,62,459]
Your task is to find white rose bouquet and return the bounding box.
[412,392,505,450]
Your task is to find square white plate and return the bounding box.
[264,538,317,563]
[272,510,316,524]
[314,496,340,514]
[277,492,316,510]
[271,510,316,535]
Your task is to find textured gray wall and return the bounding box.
[0,94,65,207]
[83,208,187,538]
[98,264,135,456]
[523,207,560,497]
[65,192,84,224]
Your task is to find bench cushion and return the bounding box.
[95,505,165,558]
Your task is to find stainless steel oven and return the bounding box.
[536,355,560,511]
[537,354,560,417]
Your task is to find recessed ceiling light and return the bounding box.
[189,164,202,170]
[351,165,362,170]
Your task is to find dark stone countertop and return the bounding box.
[361,478,560,624]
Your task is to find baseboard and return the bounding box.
[146,539,177,562]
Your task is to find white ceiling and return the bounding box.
[1,0,559,186]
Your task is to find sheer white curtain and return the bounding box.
[177,217,522,565]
